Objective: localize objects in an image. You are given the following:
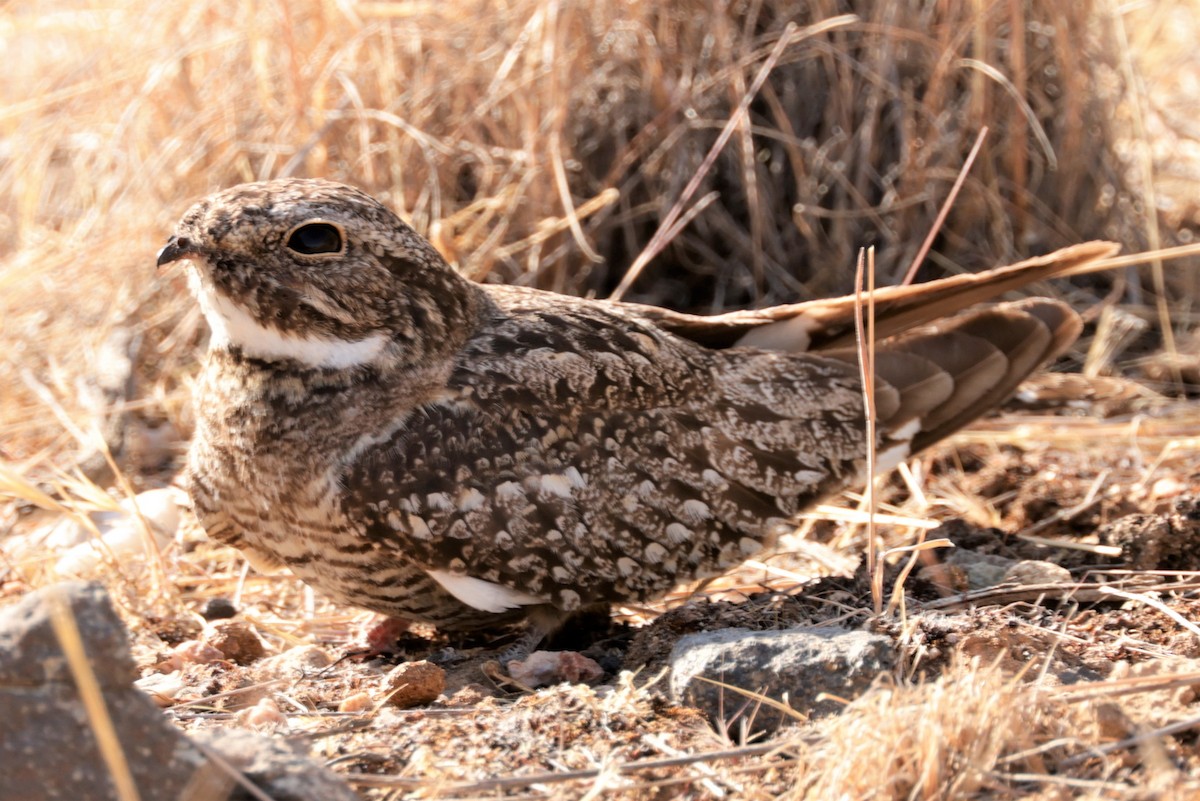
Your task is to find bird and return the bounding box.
[158,177,1117,650]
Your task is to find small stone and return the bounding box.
[947,550,1017,589]
[1100,498,1200,571]
[237,697,289,732]
[1150,477,1185,499]
[442,683,492,707]
[0,582,356,801]
[916,563,969,593]
[1002,560,1072,585]
[0,582,211,798]
[135,671,187,707]
[338,692,374,713]
[253,644,333,682]
[53,488,184,577]
[1094,702,1134,741]
[383,660,445,708]
[670,626,895,733]
[203,620,266,665]
[158,639,225,672]
[190,728,358,801]
[507,650,605,688]
[200,597,238,620]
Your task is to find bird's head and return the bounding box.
[159,178,480,370]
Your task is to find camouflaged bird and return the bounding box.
[159,178,1118,642]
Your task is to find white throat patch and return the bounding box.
[188,268,386,369]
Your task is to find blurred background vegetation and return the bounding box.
[2,0,1199,472]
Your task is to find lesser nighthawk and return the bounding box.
[159,178,1115,643]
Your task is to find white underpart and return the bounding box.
[188,267,386,369]
[873,417,921,474]
[733,313,820,353]
[426,569,544,614]
[873,442,911,475]
[539,474,575,498]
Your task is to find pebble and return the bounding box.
[507,650,604,688]
[203,619,267,665]
[383,660,445,708]
[200,597,238,620]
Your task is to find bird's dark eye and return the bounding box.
[286,222,343,255]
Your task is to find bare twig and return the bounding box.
[47,588,141,801]
[901,127,989,285]
[344,742,791,792]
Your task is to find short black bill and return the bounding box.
[156,236,199,268]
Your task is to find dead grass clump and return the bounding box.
[0,1,1173,467]
[1,1,1156,299]
[6,1,1199,470]
[785,660,1189,800]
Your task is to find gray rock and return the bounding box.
[191,728,359,801]
[0,581,355,801]
[669,626,895,732]
[0,582,202,800]
[0,581,135,687]
[1002,559,1072,586]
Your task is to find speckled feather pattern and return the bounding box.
[167,178,1090,633]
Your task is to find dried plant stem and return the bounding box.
[1109,0,1180,387]
[901,127,988,285]
[853,246,882,615]
[345,742,787,792]
[1099,585,1200,640]
[47,589,140,801]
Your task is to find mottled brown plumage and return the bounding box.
[160,178,1116,637]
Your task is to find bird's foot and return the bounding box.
[497,627,546,667]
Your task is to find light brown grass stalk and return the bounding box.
[47,588,141,801]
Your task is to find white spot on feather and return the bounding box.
[425,492,453,511]
[665,523,692,544]
[644,542,667,563]
[873,418,920,475]
[733,313,819,353]
[792,469,825,484]
[406,514,431,540]
[539,474,574,498]
[426,569,543,613]
[563,466,587,488]
[456,488,485,512]
[874,442,911,475]
[496,481,525,502]
[680,499,711,524]
[889,418,922,441]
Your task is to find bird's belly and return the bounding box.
[214,478,513,629]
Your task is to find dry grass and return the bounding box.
[5,0,1198,466]
[5,0,1200,798]
[787,657,1200,800]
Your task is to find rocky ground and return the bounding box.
[4,371,1200,799]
